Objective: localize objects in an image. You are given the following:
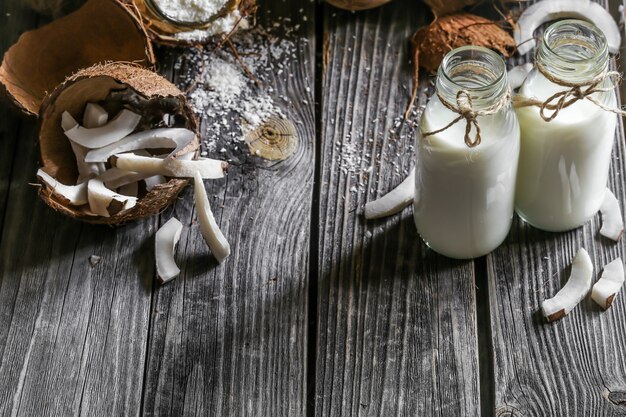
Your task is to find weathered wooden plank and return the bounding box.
[487,2,626,416]
[315,3,481,417]
[0,7,154,417]
[140,2,316,416]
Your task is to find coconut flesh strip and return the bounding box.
[112,153,227,179]
[36,169,88,206]
[98,167,150,190]
[591,258,624,309]
[83,103,109,129]
[542,248,593,322]
[194,171,231,263]
[599,188,624,241]
[508,63,533,90]
[87,178,137,217]
[155,217,183,283]
[64,108,142,149]
[61,111,106,183]
[365,168,415,220]
[514,0,621,56]
[84,128,197,163]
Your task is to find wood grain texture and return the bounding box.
[0,7,154,417]
[315,3,481,416]
[140,2,316,416]
[487,1,626,416]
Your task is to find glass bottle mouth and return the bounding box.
[437,46,508,110]
[143,0,214,28]
[538,19,608,81]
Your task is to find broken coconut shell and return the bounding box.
[38,63,200,225]
[325,0,392,11]
[0,0,155,116]
[130,0,257,47]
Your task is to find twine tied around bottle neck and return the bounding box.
[512,61,625,122]
[422,88,512,148]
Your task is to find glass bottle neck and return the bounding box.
[536,19,609,84]
[435,46,508,111]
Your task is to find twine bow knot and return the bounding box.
[422,89,511,148]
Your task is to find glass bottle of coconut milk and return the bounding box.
[414,46,520,259]
[515,20,617,232]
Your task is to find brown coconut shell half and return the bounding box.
[38,63,200,225]
[0,0,155,116]
[325,0,392,11]
[129,0,257,47]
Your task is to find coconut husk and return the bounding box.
[405,13,515,118]
[325,0,392,11]
[129,0,257,47]
[0,0,155,116]
[38,63,200,225]
[423,0,479,17]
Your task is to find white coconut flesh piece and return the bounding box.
[98,167,150,190]
[193,171,231,263]
[36,169,88,206]
[365,168,415,220]
[64,109,142,149]
[118,181,139,198]
[84,128,197,163]
[508,63,533,90]
[599,188,624,241]
[542,248,593,322]
[61,111,106,183]
[144,175,166,191]
[591,258,624,310]
[155,217,183,283]
[112,153,227,179]
[515,0,621,56]
[87,178,137,217]
[83,103,109,129]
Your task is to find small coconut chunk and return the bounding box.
[112,153,227,179]
[591,258,624,309]
[87,178,137,217]
[61,111,79,131]
[64,109,142,149]
[515,0,621,56]
[508,63,533,90]
[542,248,593,322]
[36,169,88,205]
[144,175,166,191]
[84,128,196,163]
[83,103,109,129]
[155,217,183,283]
[118,181,139,198]
[194,171,231,263]
[599,188,624,241]
[365,168,414,219]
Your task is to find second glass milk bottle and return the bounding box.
[515,20,617,232]
[414,46,520,259]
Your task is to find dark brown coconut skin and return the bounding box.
[0,0,155,116]
[38,63,200,225]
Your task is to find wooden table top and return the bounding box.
[1,0,626,416]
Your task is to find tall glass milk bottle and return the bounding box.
[414,46,520,259]
[515,20,617,231]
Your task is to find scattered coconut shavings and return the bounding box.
[89,255,102,267]
[591,258,624,309]
[599,188,624,241]
[176,24,301,154]
[542,248,593,322]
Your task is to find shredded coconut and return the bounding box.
[175,10,246,42]
[152,0,227,24]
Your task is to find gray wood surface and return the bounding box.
[315,3,481,416]
[140,1,316,416]
[487,1,626,416]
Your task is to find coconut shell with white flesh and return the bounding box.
[130,0,256,47]
[37,63,201,225]
[0,0,155,116]
[591,258,624,310]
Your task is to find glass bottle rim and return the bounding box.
[542,19,608,64]
[439,46,507,94]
